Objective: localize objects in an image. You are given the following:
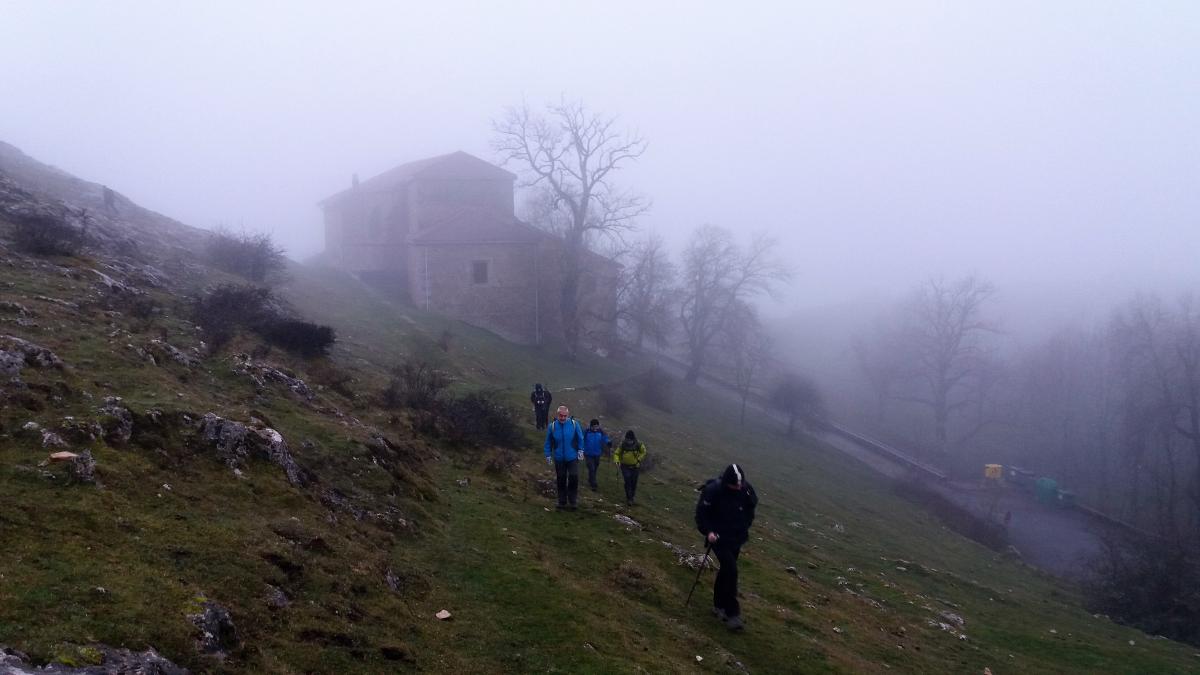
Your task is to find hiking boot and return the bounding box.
[711,607,727,622]
[725,615,745,631]
[626,498,635,506]
[567,503,578,511]
[555,504,566,511]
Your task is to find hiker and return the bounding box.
[583,418,612,491]
[544,405,584,510]
[694,463,758,631]
[613,430,647,506]
[531,383,553,430]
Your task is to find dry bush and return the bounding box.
[381,362,448,410]
[205,228,287,283]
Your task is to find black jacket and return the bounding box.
[531,388,552,409]
[695,479,758,546]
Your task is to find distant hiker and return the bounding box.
[583,418,612,491]
[613,430,647,506]
[695,463,758,631]
[531,383,553,430]
[544,405,584,510]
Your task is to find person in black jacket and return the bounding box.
[694,463,758,631]
[530,383,553,430]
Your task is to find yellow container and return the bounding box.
[984,464,1003,480]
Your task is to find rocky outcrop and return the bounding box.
[231,354,314,400]
[0,335,64,376]
[189,601,238,660]
[96,397,133,446]
[0,643,187,674]
[197,413,309,487]
[146,340,198,368]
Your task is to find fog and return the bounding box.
[2,1,1198,324]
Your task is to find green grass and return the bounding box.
[1,239,1197,673]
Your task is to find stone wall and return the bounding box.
[408,242,548,344]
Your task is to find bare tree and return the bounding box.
[677,225,790,384]
[896,276,998,460]
[617,234,676,350]
[718,302,774,426]
[493,99,649,358]
[770,371,825,436]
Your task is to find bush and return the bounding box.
[205,228,287,283]
[192,284,335,358]
[444,391,520,448]
[1086,535,1200,646]
[600,386,630,418]
[381,362,448,410]
[192,284,275,351]
[636,366,674,413]
[12,209,87,256]
[259,319,336,358]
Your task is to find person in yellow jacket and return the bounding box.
[614,429,647,506]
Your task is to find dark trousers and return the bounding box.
[535,407,549,429]
[585,455,602,489]
[712,541,743,617]
[554,459,579,506]
[620,465,640,503]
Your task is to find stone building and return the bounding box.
[320,151,618,345]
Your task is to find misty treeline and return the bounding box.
[849,275,1200,634]
[851,277,1200,544]
[495,99,814,423]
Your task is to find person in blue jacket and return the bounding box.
[582,418,613,491]
[544,405,585,510]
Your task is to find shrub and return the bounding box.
[12,209,87,256]
[444,391,520,448]
[191,284,334,358]
[259,319,336,358]
[381,362,448,410]
[192,284,275,351]
[600,386,630,418]
[636,366,674,412]
[205,228,287,283]
[1086,535,1200,647]
[437,329,454,352]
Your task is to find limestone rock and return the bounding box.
[0,643,188,674]
[189,601,238,659]
[69,450,96,484]
[0,334,64,370]
[96,399,134,446]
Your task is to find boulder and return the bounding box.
[0,643,187,674]
[97,401,134,446]
[69,450,96,484]
[189,601,238,659]
[0,335,64,370]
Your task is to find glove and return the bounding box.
[545,456,553,466]
[577,450,585,461]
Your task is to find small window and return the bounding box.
[472,260,489,284]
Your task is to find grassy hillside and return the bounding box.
[1,208,1197,673]
[283,265,1200,674]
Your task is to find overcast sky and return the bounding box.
[2,1,1197,316]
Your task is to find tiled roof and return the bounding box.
[320,151,515,206]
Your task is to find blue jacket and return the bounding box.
[544,418,584,462]
[583,427,611,457]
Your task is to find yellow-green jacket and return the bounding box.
[614,441,647,467]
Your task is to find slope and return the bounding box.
[283,265,1200,674]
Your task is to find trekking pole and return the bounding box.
[685,542,713,606]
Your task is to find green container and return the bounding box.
[1035,477,1058,504]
